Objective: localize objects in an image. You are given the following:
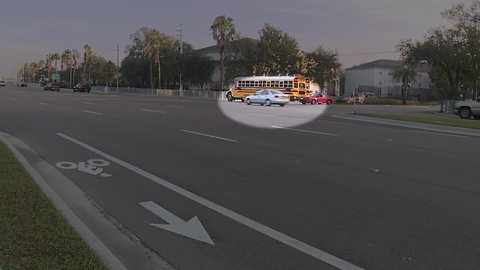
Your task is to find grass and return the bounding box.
[358,113,480,130]
[0,141,107,270]
[362,97,440,106]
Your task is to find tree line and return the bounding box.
[398,0,480,101]
[20,45,117,87]
[21,16,342,90]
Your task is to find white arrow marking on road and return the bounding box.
[58,133,364,270]
[140,201,214,245]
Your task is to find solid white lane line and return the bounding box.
[141,109,166,114]
[318,119,353,125]
[38,102,50,106]
[82,110,102,115]
[56,133,364,270]
[411,130,467,138]
[82,102,95,105]
[272,126,339,137]
[181,130,238,143]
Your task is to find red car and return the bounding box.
[300,92,333,105]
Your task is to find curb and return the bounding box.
[0,132,175,270]
[333,114,480,137]
[0,132,128,270]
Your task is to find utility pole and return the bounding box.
[176,24,184,91]
[116,42,120,92]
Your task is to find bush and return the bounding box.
[363,97,402,105]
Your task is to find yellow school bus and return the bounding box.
[226,75,313,102]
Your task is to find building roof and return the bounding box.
[196,37,258,54]
[346,59,403,71]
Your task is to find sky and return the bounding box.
[0,0,461,78]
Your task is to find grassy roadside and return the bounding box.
[358,113,480,130]
[0,141,107,270]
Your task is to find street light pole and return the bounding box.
[116,43,120,92]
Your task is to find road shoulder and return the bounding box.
[0,131,174,270]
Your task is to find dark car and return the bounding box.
[73,83,91,93]
[44,82,60,91]
[335,95,348,103]
[18,81,27,87]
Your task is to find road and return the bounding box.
[1,86,480,270]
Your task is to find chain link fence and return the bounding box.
[91,86,227,100]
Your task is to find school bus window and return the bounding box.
[266,81,271,87]
[274,81,279,88]
[299,83,305,89]
[294,82,298,88]
[254,81,259,87]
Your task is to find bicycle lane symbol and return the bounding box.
[56,159,112,177]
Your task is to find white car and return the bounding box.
[454,97,480,119]
[0,80,6,87]
[245,89,290,107]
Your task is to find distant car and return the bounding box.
[44,82,60,91]
[335,95,348,103]
[299,92,333,105]
[245,89,290,107]
[0,80,6,87]
[347,94,365,104]
[454,98,480,119]
[73,83,91,93]
[18,82,27,87]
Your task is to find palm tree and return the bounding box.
[394,64,417,105]
[83,44,94,82]
[52,53,60,71]
[211,15,237,90]
[72,49,80,86]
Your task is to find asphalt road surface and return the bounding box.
[1,86,479,270]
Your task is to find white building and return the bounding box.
[345,59,433,101]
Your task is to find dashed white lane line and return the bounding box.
[82,102,95,105]
[272,126,339,137]
[250,113,276,117]
[141,109,166,114]
[82,110,102,115]
[56,132,364,270]
[181,130,238,143]
[38,102,50,106]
